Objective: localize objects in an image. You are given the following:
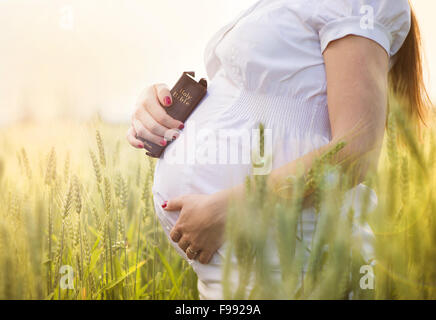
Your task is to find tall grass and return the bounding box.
[0,108,434,300]
[0,121,198,299]
[223,109,436,299]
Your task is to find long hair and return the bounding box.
[388,4,432,130]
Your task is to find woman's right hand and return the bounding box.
[127,83,185,149]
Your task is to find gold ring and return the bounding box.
[186,247,199,256]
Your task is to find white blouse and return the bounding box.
[153,0,411,197]
[152,0,411,298]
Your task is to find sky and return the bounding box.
[0,0,434,125]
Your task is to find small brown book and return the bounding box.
[140,72,208,158]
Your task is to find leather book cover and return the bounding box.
[140,72,208,158]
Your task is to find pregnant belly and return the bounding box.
[152,71,250,200]
[151,125,331,202]
[151,69,332,201]
[152,133,254,201]
[152,117,332,202]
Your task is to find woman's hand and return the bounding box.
[127,84,185,149]
[162,191,230,264]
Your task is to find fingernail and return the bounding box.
[160,140,167,146]
[164,96,172,106]
[178,124,184,130]
[161,201,168,209]
[138,144,144,149]
[172,135,178,141]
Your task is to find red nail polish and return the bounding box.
[164,96,172,106]
[173,135,177,140]
[178,124,184,130]
[161,201,168,209]
[138,144,144,149]
[160,140,167,146]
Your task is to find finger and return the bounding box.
[132,119,167,147]
[198,251,213,265]
[134,107,170,138]
[186,245,201,260]
[145,91,184,130]
[163,128,180,142]
[178,237,190,252]
[170,228,182,243]
[154,83,172,107]
[126,126,144,149]
[164,196,185,212]
[133,106,179,141]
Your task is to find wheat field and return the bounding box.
[0,119,199,300]
[0,110,435,300]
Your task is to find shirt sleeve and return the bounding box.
[310,0,411,57]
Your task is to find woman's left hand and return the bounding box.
[162,191,229,264]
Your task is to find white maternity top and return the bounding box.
[152,0,411,299]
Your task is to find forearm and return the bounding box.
[269,133,379,197]
[223,126,383,206]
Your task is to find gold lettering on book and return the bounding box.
[143,141,153,149]
[173,88,192,106]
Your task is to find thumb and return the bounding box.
[162,196,184,211]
